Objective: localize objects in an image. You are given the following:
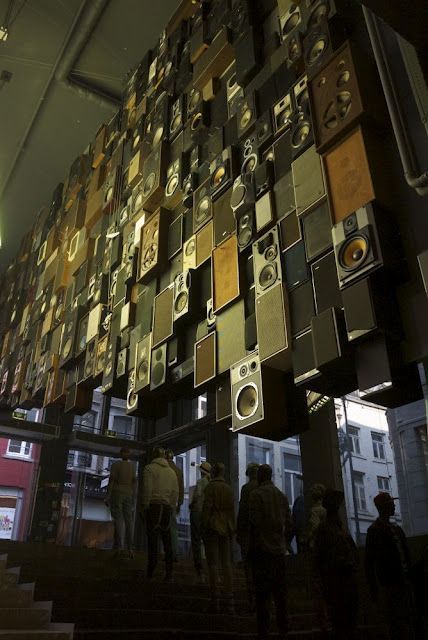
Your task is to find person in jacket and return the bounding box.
[365,492,415,640]
[189,460,211,581]
[249,464,292,640]
[142,447,179,580]
[105,446,136,558]
[201,462,235,613]
[165,449,184,561]
[314,488,359,640]
[236,462,259,610]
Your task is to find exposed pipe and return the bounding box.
[363,6,428,197]
[55,0,121,109]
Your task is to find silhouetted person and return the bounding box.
[201,462,235,613]
[189,460,211,581]
[291,493,305,553]
[165,449,184,561]
[306,483,328,637]
[249,464,292,640]
[365,492,415,640]
[142,447,178,581]
[236,462,259,610]
[314,488,358,640]
[105,446,136,558]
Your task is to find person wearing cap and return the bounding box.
[249,464,292,640]
[142,447,179,580]
[165,449,184,561]
[189,460,211,581]
[105,446,136,558]
[236,462,259,611]
[201,462,235,613]
[365,492,415,640]
[313,488,359,640]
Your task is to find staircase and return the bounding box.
[0,552,74,640]
[0,542,389,639]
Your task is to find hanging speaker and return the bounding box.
[237,208,256,252]
[138,207,168,283]
[152,284,174,348]
[209,147,237,201]
[216,373,232,422]
[230,173,255,219]
[213,187,235,247]
[164,155,183,209]
[193,177,213,233]
[135,332,152,393]
[212,234,241,313]
[292,144,326,217]
[94,334,108,379]
[194,331,216,388]
[332,202,398,289]
[252,225,282,298]
[235,91,258,139]
[150,342,168,390]
[309,40,387,154]
[173,271,193,324]
[311,250,342,314]
[140,142,169,212]
[302,200,332,262]
[255,281,292,371]
[273,93,294,137]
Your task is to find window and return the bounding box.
[112,415,134,439]
[372,433,385,460]
[7,440,32,457]
[347,426,361,455]
[353,472,367,511]
[76,452,92,468]
[377,476,390,492]
[247,441,271,466]
[283,453,303,504]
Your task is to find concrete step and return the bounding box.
[0,622,74,639]
[53,608,317,633]
[1,601,53,630]
[0,583,35,608]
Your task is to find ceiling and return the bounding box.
[0,0,180,272]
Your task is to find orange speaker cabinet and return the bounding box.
[212,234,241,314]
[323,125,395,225]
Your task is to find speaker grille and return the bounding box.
[217,299,246,375]
[194,332,216,387]
[256,283,289,364]
[152,285,174,347]
[212,234,240,313]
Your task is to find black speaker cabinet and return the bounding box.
[302,199,332,262]
[284,240,309,290]
[253,225,283,298]
[309,40,387,154]
[256,281,292,371]
[194,331,216,389]
[193,177,213,233]
[237,208,256,252]
[101,335,119,394]
[152,284,174,348]
[356,334,423,408]
[59,305,86,369]
[273,91,293,138]
[150,342,168,391]
[239,132,259,175]
[230,173,255,219]
[231,351,303,439]
[138,207,168,284]
[311,307,354,380]
[213,187,235,247]
[254,159,274,200]
[216,372,232,422]
[135,332,152,393]
[210,147,238,201]
[311,250,342,314]
[292,329,320,386]
[418,250,428,296]
[303,15,345,79]
[332,203,399,289]
[291,76,314,161]
[290,279,316,337]
[164,155,183,209]
[235,91,258,139]
[168,214,183,260]
[126,369,144,416]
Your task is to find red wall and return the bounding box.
[0,437,41,539]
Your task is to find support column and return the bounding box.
[205,422,235,484]
[28,409,74,543]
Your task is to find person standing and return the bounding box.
[314,488,359,640]
[165,449,184,561]
[249,464,292,640]
[365,492,415,640]
[305,483,328,637]
[201,462,235,613]
[189,460,211,581]
[236,462,259,610]
[105,446,136,559]
[142,447,178,581]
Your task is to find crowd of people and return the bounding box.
[106,446,424,640]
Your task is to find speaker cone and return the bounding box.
[196,195,210,222]
[152,362,165,386]
[292,120,311,148]
[238,225,253,248]
[166,173,179,197]
[308,1,329,28]
[282,9,300,36]
[175,290,188,314]
[242,154,258,174]
[185,238,196,256]
[307,36,328,66]
[105,185,114,203]
[188,89,201,114]
[137,359,149,381]
[153,125,164,147]
[143,172,156,195]
[230,183,246,210]
[170,114,181,134]
[62,338,72,359]
[212,164,226,187]
[259,262,278,289]
[240,107,253,131]
[236,383,258,418]
[339,235,370,271]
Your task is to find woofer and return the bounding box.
[174,290,188,314]
[137,359,149,381]
[292,120,311,148]
[143,172,156,195]
[236,382,258,419]
[339,235,369,270]
[259,262,278,288]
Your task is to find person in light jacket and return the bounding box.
[142,447,178,580]
[105,446,136,559]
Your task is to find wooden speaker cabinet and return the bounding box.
[138,208,169,284]
[212,234,241,314]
